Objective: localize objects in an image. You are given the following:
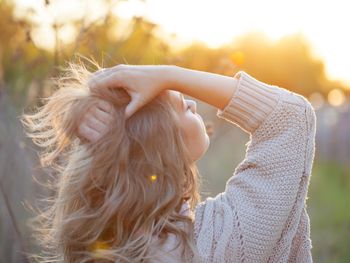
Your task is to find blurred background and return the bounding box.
[0,0,349,262]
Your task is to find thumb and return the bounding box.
[124,94,141,120]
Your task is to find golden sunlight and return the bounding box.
[113,0,350,86]
[13,0,350,86]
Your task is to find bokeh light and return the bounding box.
[327,88,346,107]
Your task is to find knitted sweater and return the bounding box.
[193,70,316,262]
[152,70,316,262]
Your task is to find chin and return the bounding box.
[194,140,210,162]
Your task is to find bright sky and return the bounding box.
[14,0,350,86]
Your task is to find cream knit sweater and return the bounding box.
[152,70,316,262]
[194,70,316,262]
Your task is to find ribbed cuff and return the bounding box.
[217,71,280,133]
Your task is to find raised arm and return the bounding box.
[190,71,316,263]
[166,65,239,111]
[79,64,240,141]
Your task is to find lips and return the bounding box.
[195,113,214,137]
[204,121,214,137]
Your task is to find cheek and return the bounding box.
[181,115,209,162]
[183,115,206,142]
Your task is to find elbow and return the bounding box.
[301,95,317,137]
[293,93,317,176]
[279,91,317,156]
[285,91,317,135]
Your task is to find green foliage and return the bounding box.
[308,162,350,262]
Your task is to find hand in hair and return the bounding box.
[78,100,115,143]
[87,64,170,119]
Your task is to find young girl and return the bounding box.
[23,63,316,263]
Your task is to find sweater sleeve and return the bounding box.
[193,71,316,263]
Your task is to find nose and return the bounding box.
[186,100,197,113]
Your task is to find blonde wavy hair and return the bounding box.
[22,61,202,262]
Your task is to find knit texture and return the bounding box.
[193,70,316,263]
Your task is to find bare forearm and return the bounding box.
[165,65,238,111]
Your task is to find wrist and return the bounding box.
[160,65,183,92]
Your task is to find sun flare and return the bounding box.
[14,0,350,86]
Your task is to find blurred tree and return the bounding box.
[221,31,346,96]
[0,0,52,106]
[1,0,348,107]
[70,16,171,67]
[170,31,349,97]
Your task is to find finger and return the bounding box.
[125,93,142,119]
[87,69,110,90]
[91,67,112,80]
[85,115,108,134]
[78,123,102,143]
[89,64,125,82]
[93,107,114,125]
[97,100,114,114]
[97,123,110,138]
[88,70,123,91]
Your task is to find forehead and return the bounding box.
[164,90,183,109]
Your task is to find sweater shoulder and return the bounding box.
[216,71,316,134]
